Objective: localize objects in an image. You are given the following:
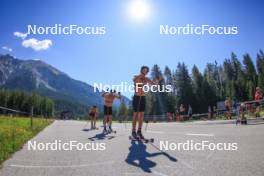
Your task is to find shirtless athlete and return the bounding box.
[102,90,121,132]
[88,105,98,129]
[132,66,160,139]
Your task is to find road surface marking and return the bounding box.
[185,133,214,137]
[153,171,168,176]
[147,130,165,134]
[8,161,117,168]
[124,172,146,175]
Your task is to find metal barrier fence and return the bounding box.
[216,99,264,119]
[0,106,51,160]
[0,106,30,156]
[0,106,30,115]
[119,99,264,123]
[0,106,34,128]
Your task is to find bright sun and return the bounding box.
[128,0,150,22]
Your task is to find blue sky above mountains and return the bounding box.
[0,0,263,97]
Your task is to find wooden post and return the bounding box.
[11,114,15,152]
[30,106,33,129]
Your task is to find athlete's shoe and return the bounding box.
[137,130,144,139]
[131,131,138,139]
[103,127,107,133]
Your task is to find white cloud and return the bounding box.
[13,31,52,51]
[1,46,12,52]
[14,31,27,39]
[22,38,52,51]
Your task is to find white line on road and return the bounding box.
[124,172,145,175]
[153,171,169,176]
[147,130,165,134]
[124,170,168,176]
[185,133,214,137]
[8,161,117,168]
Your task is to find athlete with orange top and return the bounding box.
[254,87,262,117]
[88,105,98,129]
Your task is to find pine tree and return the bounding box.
[117,100,128,121]
[230,53,247,101]
[163,66,176,113]
[243,54,258,100]
[257,50,264,92]
[149,64,165,115]
[175,63,193,110]
[192,65,206,112]
[203,63,218,109]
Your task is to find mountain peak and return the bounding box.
[0,54,130,116]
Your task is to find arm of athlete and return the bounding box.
[114,92,122,100]
[144,76,162,85]
[133,74,144,82]
[96,108,99,116]
[102,92,107,97]
[134,74,162,85]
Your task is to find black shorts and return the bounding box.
[240,107,246,112]
[225,106,230,111]
[133,95,146,112]
[255,102,260,107]
[179,111,185,115]
[104,106,112,115]
[89,113,95,117]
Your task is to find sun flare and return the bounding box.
[128,0,150,22]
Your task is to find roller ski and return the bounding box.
[83,127,99,131]
[103,126,116,134]
[129,131,154,143]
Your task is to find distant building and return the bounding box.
[59,110,74,120]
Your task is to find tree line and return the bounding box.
[0,89,54,117]
[126,50,264,115]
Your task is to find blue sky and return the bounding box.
[0,0,264,97]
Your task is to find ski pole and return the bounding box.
[145,119,149,131]
[82,121,88,130]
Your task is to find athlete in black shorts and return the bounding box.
[102,90,121,132]
[131,66,161,139]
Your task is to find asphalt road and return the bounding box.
[1,120,264,176]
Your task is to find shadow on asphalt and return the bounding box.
[125,141,177,173]
[88,132,115,141]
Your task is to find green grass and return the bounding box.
[0,116,54,164]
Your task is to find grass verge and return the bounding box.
[0,116,54,164]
